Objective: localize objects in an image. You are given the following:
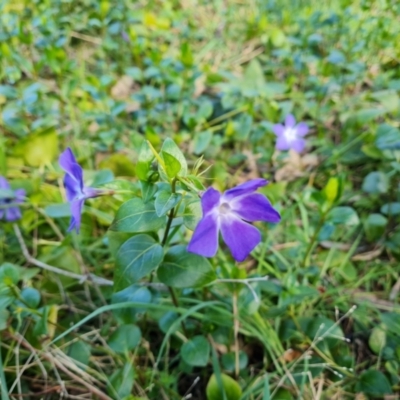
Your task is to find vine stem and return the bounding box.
[159,178,188,336]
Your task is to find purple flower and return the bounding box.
[59,148,102,233]
[0,176,25,222]
[273,114,309,153]
[187,179,281,262]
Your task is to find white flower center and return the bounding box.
[219,202,231,215]
[284,127,298,143]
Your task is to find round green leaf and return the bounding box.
[206,373,242,400]
[114,234,163,291]
[157,245,216,288]
[21,287,41,309]
[355,369,392,396]
[110,198,165,233]
[155,189,181,217]
[362,171,389,194]
[108,324,142,354]
[369,325,386,355]
[328,207,359,226]
[181,335,210,367]
[221,351,248,372]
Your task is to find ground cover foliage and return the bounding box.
[1,0,400,398]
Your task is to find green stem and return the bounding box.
[159,178,188,335]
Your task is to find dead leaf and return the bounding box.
[279,348,303,363]
[275,150,318,182]
[111,75,134,100]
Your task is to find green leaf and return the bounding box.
[0,309,9,331]
[193,130,212,154]
[381,202,400,216]
[108,362,135,399]
[375,124,400,150]
[110,198,165,233]
[44,203,71,218]
[20,129,58,167]
[161,151,181,178]
[221,351,248,372]
[181,335,210,367]
[155,189,181,217]
[206,373,242,400]
[328,207,359,226]
[140,181,157,203]
[21,287,41,309]
[114,234,163,291]
[136,141,154,180]
[362,171,389,194]
[371,89,399,112]
[111,285,152,324]
[355,369,392,396]
[0,263,20,285]
[369,325,386,355]
[160,138,187,177]
[68,341,91,367]
[183,200,202,230]
[157,245,216,288]
[108,324,142,353]
[364,213,387,242]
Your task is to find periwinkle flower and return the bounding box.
[187,179,281,262]
[273,114,309,153]
[59,148,103,233]
[0,176,25,222]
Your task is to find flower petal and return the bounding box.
[231,193,281,223]
[187,213,219,257]
[14,189,26,202]
[272,124,285,137]
[59,148,84,185]
[64,174,81,202]
[275,135,291,151]
[223,179,268,201]
[0,176,10,190]
[291,138,306,153]
[285,114,296,127]
[5,206,22,222]
[68,199,85,233]
[220,215,261,262]
[201,187,221,215]
[296,122,309,137]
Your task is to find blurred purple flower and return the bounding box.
[273,114,309,153]
[59,148,103,233]
[0,176,25,222]
[187,179,280,262]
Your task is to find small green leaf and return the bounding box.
[369,325,386,355]
[181,335,210,367]
[108,362,135,399]
[108,324,142,353]
[328,207,359,226]
[381,202,400,216]
[140,181,157,203]
[0,309,9,331]
[110,198,165,233]
[68,341,91,367]
[364,213,387,242]
[376,124,400,150]
[114,234,163,291]
[221,351,248,372]
[355,369,392,396]
[155,189,181,217]
[21,287,41,309]
[161,151,181,179]
[193,130,212,154]
[183,200,202,230]
[362,171,389,194]
[157,245,216,288]
[44,203,71,218]
[206,373,242,400]
[136,141,154,180]
[160,138,187,177]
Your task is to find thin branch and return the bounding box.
[13,224,113,287]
